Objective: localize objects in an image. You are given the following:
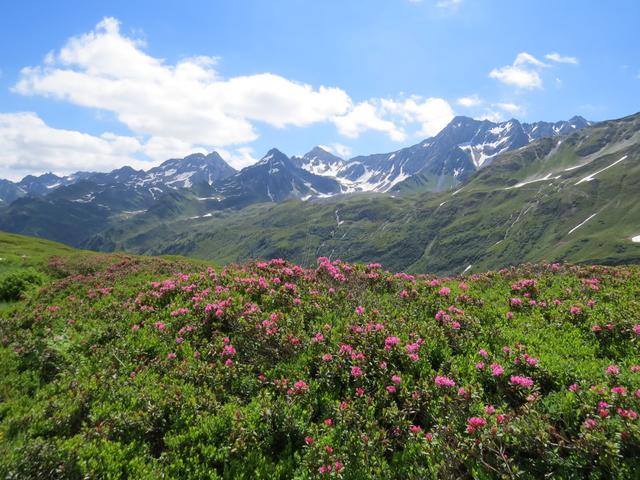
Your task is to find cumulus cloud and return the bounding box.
[7,17,457,177]
[456,94,482,107]
[333,101,407,142]
[333,96,454,142]
[141,136,207,162]
[545,52,579,64]
[494,102,523,114]
[489,52,578,90]
[489,52,548,89]
[0,111,258,178]
[476,110,504,123]
[331,143,352,158]
[0,112,150,180]
[380,96,455,137]
[216,146,258,170]
[489,66,541,90]
[318,143,352,159]
[489,66,542,89]
[14,17,352,149]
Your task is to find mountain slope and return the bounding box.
[0,195,111,247]
[0,151,237,204]
[295,116,591,194]
[89,112,639,274]
[209,148,342,209]
[291,146,347,176]
[0,151,239,244]
[142,152,237,189]
[0,180,25,206]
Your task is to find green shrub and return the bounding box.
[0,268,44,301]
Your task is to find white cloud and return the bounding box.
[141,136,206,162]
[489,65,542,90]
[513,52,548,68]
[456,94,482,107]
[476,110,504,123]
[0,111,258,179]
[0,112,150,180]
[494,102,523,114]
[333,96,454,142]
[9,16,460,176]
[381,96,454,137]
[216,146,258,170]
[489,52,546,89]
[13,17,352,151]
[332,143,352,158]
[333,101,407,142]
[489,51,577,90]
[318,143,352,159]
[545,52,579,65]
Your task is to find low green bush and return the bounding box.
[0,268,44,302]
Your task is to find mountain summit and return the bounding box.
[291,147,346,176]
[211,148,341,208]
[292,115,593,193]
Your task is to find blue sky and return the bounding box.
[1,0,638,180]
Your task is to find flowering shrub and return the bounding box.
[0,257,639,478]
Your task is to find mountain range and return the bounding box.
[2,112,639,274]
[292,115,591,193]
[0,115,591,206]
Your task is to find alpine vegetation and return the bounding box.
[1,237,639,478]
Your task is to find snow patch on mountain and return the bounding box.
[294,116,589,194]
[576,156,628,184]
[568,213,598,235]
[506,173,562,189]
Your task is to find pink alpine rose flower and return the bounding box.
[434,375,456,387]
[466,417,486,433]
[606,365,620,375]
[510,375,534,388]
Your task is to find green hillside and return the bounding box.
[89,113,640,275]
[0,231,209,312]
[0,231,83,274]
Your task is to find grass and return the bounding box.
[0,231,83,275]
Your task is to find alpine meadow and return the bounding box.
[1,1,639,478]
